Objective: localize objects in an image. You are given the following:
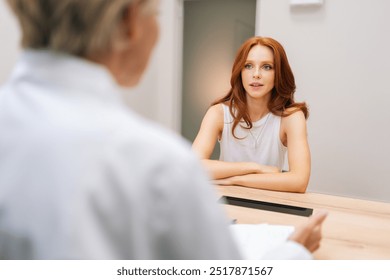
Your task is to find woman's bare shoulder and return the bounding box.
[282,108,305,121]
[281,108,306,133]
[206,103,224,119]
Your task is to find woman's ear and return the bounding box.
[122,2,141,44]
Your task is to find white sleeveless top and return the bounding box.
[219,104,288,171]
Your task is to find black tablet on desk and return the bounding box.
[220,196,313,217]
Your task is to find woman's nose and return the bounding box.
[253,68,261,79]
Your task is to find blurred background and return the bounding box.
[1,0,389,202]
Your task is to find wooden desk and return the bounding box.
[216,185,390,259]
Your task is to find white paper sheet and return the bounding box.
[230,224,295,259]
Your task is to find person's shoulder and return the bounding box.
[199,104,224,134]
[112,113,208,191]
[115,111,194,162]
[204,103,224,122]
[280,108,307,132]
[282,108,306,121]
[208,103,224,115]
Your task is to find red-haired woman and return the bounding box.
[192,37,310,193]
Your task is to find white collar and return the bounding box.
[10,49,125,105]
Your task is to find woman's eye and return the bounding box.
[244,64,253,69]
[262,64,273,70]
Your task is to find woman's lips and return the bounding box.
[249,82,264,88]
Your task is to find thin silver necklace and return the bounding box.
[249,112,271,149]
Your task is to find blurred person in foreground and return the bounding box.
[0,0,326,259]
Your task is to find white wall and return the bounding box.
[257,0,390,202]
[0,1,21,84]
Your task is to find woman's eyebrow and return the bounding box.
[245,59,274,64]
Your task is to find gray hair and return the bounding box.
[7,0,156,57]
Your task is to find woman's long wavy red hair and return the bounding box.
[212,36,308,138]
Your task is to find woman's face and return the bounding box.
[241,44,275,102]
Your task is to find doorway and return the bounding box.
[181,0,257,158]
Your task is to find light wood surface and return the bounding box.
[216,185,390,259]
